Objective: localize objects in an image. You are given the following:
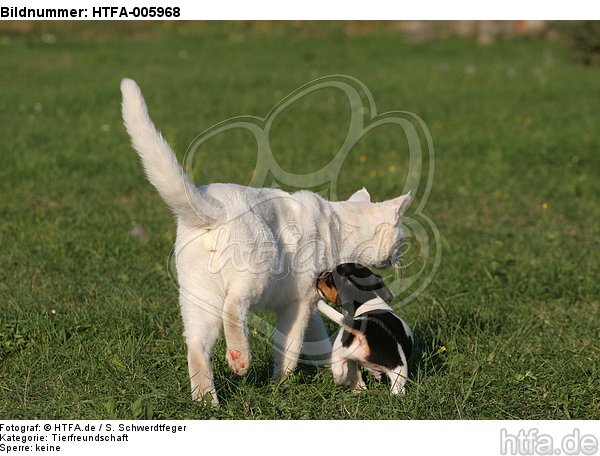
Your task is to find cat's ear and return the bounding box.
[348,187,371,203]
[388,192,411,222]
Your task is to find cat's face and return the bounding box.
[339,188,411,269]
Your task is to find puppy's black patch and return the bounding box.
[331,263,393,314]
[341,311,412,370]
[318,262,414,391]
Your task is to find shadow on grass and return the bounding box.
[214,360,274,404]
[411,322,449,380]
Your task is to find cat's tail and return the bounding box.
[121,78,220,225]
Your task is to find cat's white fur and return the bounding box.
[120,78,411,404]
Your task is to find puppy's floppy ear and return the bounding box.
[332,271,357,307]
[354,272,393,303]
[347,187,371,203]
[374,280,393,303]
[336,263,360,277]
[338,263,394,304]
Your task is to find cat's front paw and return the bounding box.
[226,348,251,375]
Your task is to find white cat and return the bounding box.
[120,78,411,405]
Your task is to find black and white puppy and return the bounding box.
[316,263,414,395]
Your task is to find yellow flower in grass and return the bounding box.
[542,202,548,210]
[358,154,367,163]
[369,169,377,177]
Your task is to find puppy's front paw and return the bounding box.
[331,360,349,386]
[226,348,251,375]
[352,375,367,393]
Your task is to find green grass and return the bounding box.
[1,24,599,419]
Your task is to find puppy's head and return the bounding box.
[316,263,393,314]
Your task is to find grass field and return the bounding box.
[1,23,599,419]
